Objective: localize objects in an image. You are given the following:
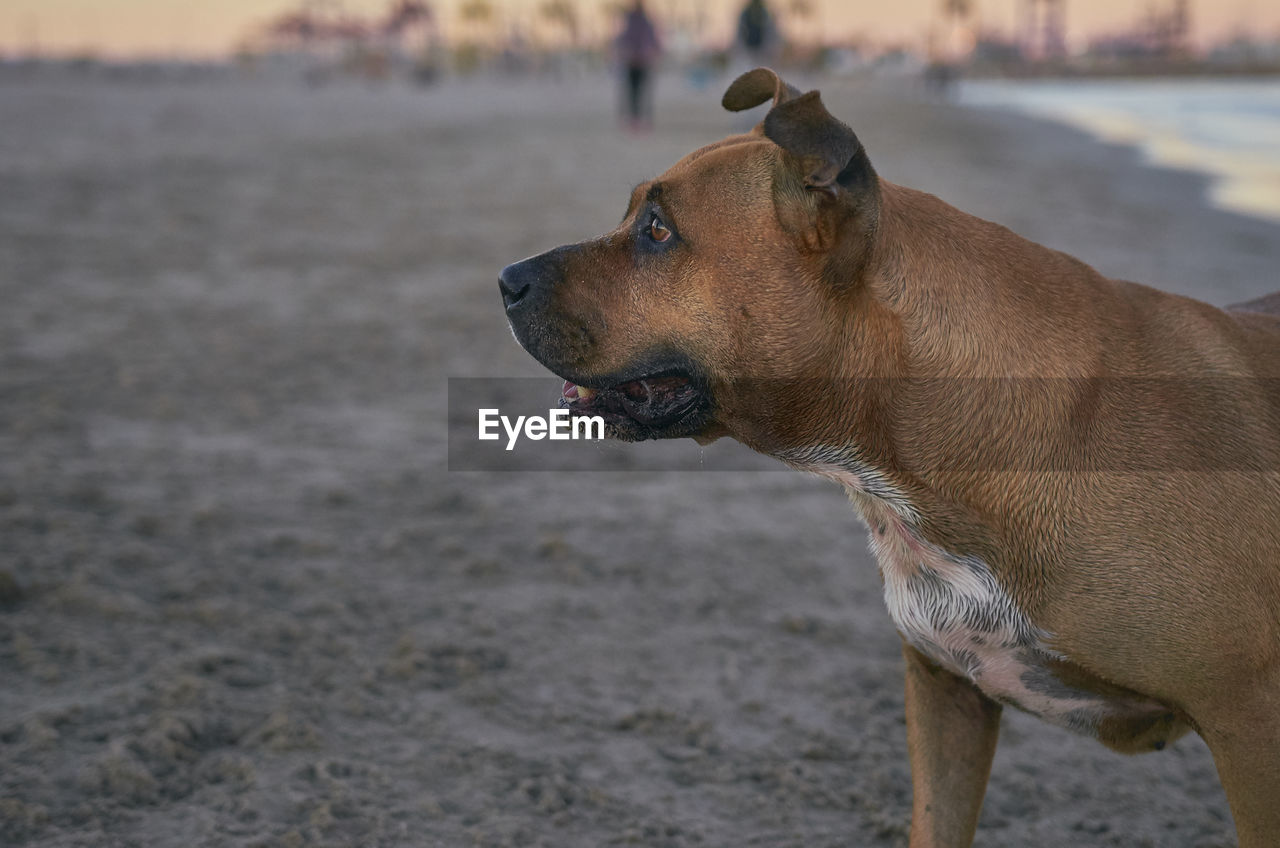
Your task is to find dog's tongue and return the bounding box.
[562,381,596,401]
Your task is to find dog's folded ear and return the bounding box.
[722,67,873,198]
[721,67,801,111]
[723,68,878,261]
[764,91,868,196]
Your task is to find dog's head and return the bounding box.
[501,68,881,446]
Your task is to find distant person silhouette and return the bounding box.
[736,0,780,66]
[615,1,662,132]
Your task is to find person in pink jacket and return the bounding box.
[615,1,662,131]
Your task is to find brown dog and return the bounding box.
[500,68,1280,846]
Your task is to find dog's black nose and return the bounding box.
[499,263,532,309]
[501,247,578,312]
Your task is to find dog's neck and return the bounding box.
[863,181,1111,380]
[776,182,1121,550]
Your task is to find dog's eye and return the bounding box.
[647,214,672,243]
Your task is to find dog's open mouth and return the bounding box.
[559,371,707,439]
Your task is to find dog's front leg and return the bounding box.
[902,642,1002,848]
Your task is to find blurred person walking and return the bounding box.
[736,0,780,67]
[615,0,662,132]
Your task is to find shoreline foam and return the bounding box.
[959,76,1280,225]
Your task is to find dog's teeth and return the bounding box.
[577,386,596,400]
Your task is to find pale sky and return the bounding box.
[0,0,1273,59]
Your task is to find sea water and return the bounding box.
[959,77,1280,224]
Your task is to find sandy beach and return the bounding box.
[2,69,1277,847]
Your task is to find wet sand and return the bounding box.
[2,71,1276,847]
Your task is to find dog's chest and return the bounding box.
[861,505,1159,736]
[780,448,1169,739]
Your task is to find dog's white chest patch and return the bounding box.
[866,510,1165,736]
[868,518,1056,707]
[779,445,1165,738]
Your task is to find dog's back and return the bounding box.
[1231,291,1280,317]
[1226,292,1280,374]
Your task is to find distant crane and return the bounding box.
[1144,0,1190,56]
[1020,0,1066,61]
